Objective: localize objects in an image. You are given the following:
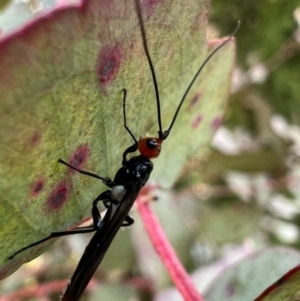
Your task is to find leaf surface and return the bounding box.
[0,0,235,278]
[254,264,300,301]
[204,247,300,301]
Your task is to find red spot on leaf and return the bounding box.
[211,116,223,131]
[47,183,70,210]
[30,131,41,146]
[97,46,122,89]
[30,131,42,146]
[31,178,45,197]
[142,0,161,15]
[225,281,236,297]
[68,145,89,174]
[191,114,203,129]
[189,92,202,108]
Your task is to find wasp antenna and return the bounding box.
[162,21,241,140]
[134,0,163,139]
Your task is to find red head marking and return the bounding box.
[138,137,162,159]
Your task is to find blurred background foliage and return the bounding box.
[206,0,300,248]
[1,0,300,300]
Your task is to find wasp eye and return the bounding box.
[146,138,158,149]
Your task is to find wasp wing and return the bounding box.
[62,188,139,301]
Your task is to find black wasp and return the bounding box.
[8,0,240,300]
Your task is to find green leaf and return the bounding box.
[253,263,300,301]
[204,247,300,301]
[0,0,9,10]
[0,0,235,278]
